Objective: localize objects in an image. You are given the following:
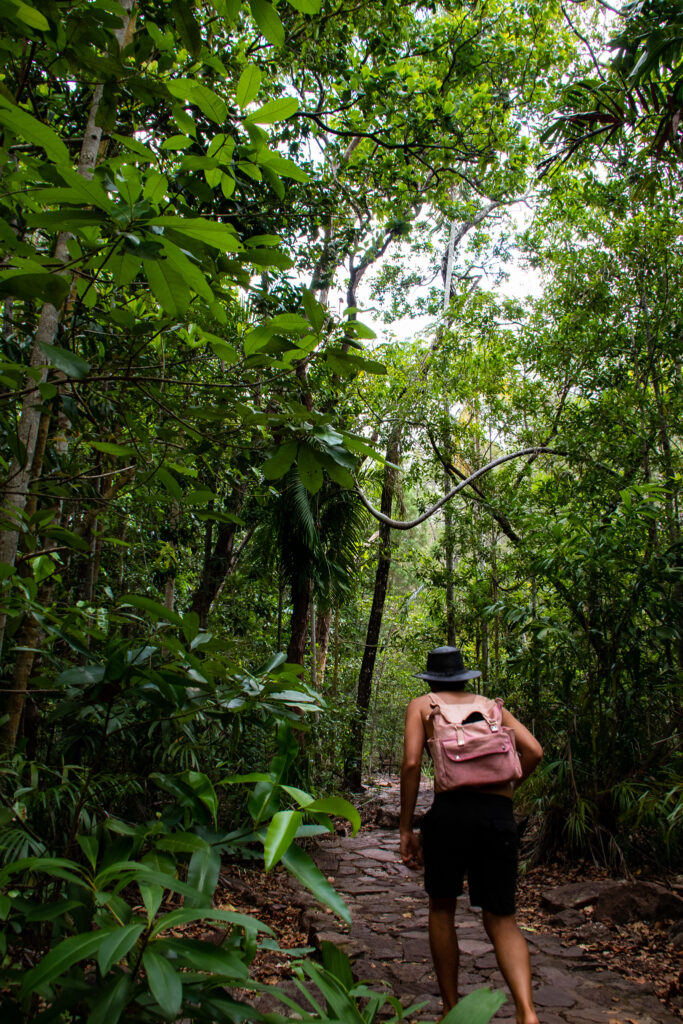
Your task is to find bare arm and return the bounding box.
[502,708,543,783]
[399,698,427,866]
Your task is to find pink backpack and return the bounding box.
[427,693,522,790]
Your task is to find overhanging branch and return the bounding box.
[355,447,554,530]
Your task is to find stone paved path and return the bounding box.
[287,779,677,1024]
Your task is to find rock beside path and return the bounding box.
[542,879,683,926]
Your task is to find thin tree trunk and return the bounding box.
[331,605,339,694]
[287,578,312,666]
[315,607,332,686]
[310,599,317,686]
[444,468,456,646]
[0,0,135,660]
[345,427,401,790]
[189,485,248,628]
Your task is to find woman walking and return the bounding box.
[399,645,543,1024]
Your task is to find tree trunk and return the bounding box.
[0,0,135,659]
[189,484,248,628]
[310,599,317,686]
[344,428,401,790]
[287,578,312,666]
[315,607,333,686]
[444,468,456,646]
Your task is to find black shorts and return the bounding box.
[420,789,518,916]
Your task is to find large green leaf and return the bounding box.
[262,442,298,480]
[0,273,70,308]
[297,444,324,495]
[303,797,361,835]
[179,771,218,825]
[38,342,91,379]
[244,97,299,124]
[148,216,241,251]
[248,779,280,824]
[0,98,69,163]
[97,923,145,975]
[142,948,183,1019]
[87,975,132,1024]
[281,844,350,923]
[440,987,506,1024]
[167,80,227,124]
[144,257,191,316]
[286,0,322,12]
[321,940,354,990]
[21,930,114,995]
[118,593,183,626]
[236,64,262,107]
[264,810,302,870]
[150,906,271,939]
[248,0,284,47]
[171,0,202,57]
[158,937,249,979]
[186,844,221,906]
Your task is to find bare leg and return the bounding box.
[482,911,539,1024]
[428,896,459,1014]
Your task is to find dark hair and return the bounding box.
[429,679,467,692]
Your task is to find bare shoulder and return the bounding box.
[407,693,431,712]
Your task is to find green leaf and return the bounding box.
[346,319,376,339]
[269,313,310,333]
[144,257,191,316]
[9,0,51,30]
[171,0,202,57]
[0,98,69,163]
[158,937,249,978]
[179,771,218,825]
[97,923,145,976]
[281,844,350,923]
[21,930,113,995]
[262,155,309,182]
[327,350,386,376]
[244,97,299,124]
[142,948,182,1019]
[186,845,221,906]
[242,247,294,268]
[38,342,91,379]
[88,442,136,458]
[249,0,285,47]
[149,216,241,251]
[321,940,354,989]
[303,797,361,835]
[297,444,323,495]
[119,594,183,626]
[303,289,325,331]
[264,810,302,871]
[0,273,70,308]
[167,80,227,124]
[111,133,156,162]
[150,906,271,940]
[155,833,210,854]
[286,0,321,11]
[440,987,506,1024]
[262,442,298,480]
[248,779,280,824]
[77,835,98,869]
[236,64,262,108]
[156,467,183,499]
[87,975,132,1024]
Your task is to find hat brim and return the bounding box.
[415,669,482,682]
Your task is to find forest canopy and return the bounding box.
[0,0,681,1018]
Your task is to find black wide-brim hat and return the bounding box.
[415,645,481,682]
